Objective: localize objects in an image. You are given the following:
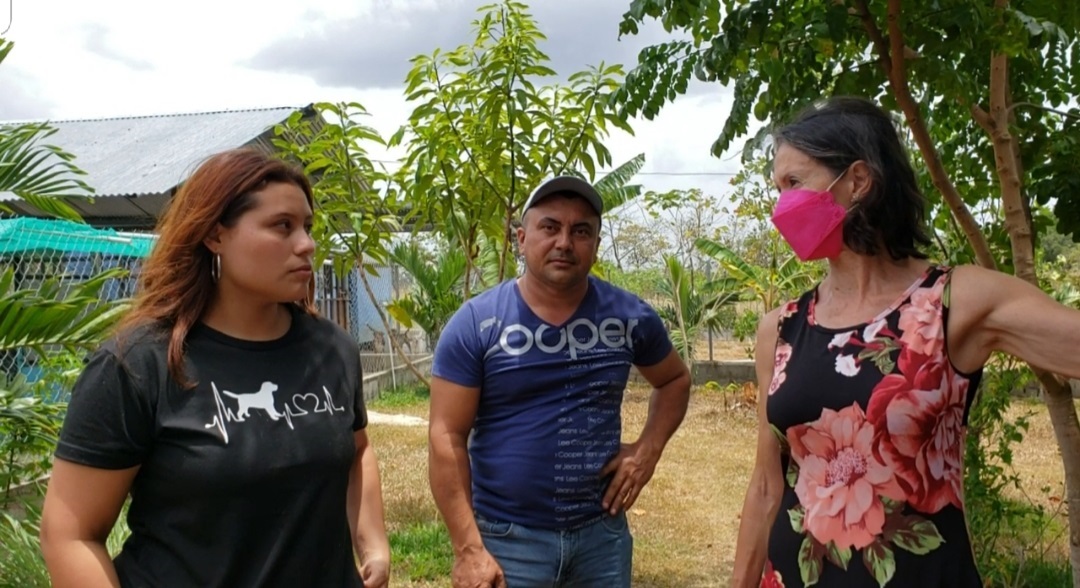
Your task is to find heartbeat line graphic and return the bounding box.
[204,382,345,444]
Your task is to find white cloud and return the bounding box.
[1,0,752,200]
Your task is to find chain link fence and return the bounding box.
[312,261,432,389]
[0,218,151,397]
[0,218,431,396]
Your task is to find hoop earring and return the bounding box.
[211,254,221,283]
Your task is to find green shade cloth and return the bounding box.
[0,217,156,257]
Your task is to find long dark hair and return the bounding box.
[774,97,932,260]
[119,148,316,387]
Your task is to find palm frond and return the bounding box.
[595,153,645,211]
[0,267,129,354]
[696,237,763,287]
[0,122,93,221]
[0,39,14,65]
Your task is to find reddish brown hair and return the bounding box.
[119,148,316,387]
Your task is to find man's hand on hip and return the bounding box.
[600,441,661,516]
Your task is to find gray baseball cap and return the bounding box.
[522,176,603,216]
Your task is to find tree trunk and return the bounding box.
[977,36,1080,586]
[606,223,624,271]
[498,210,511,283]
[358,267,430,388]
[979,53,1036,282]
[1040,371,1080,588]
[462,225,477,301]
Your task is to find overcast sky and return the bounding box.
[0,0,752,200]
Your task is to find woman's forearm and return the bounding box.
[730,474,781,588]
[42,539,121,588]
[355,440,390,561]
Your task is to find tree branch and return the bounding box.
[358,268,430,388]
[439,162,478,300]
[431,59,503,202]
[856,0,893,73]
[887,0,906,93]
[501,5,519,283]
[1008,101,1080,119]
[855,0,997,269]
[557,77,600,177]
[983,0,1040,289]
[969,103,994,134]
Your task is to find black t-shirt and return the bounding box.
[56,308,367,588]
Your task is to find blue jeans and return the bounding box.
[476,512,633,588]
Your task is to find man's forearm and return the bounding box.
[428,434,484,555]
[637,374,691,455]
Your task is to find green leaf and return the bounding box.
[888,516,945,555]
[786,456,799,487]
[788,506,805,534]
[861,541,897,588]
[0,39,13,65]
[11,192,85,223]
[872,354,896,375]
[825,542,852,571]
[770,424,789,450]
[0,267,129,354]
[881,496,904,516]
[798,535,824,587]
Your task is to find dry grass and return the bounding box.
[367,385,757,587]
[367,388,1073,587]
[619,386,756,587]
[693,338,753,362]
[999,398,1073,562]
[1005,399,1068,507]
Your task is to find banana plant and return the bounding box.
[0,268,128,354]
[695,237,821,313]
[595,153,645,212]
[656,255,742,369]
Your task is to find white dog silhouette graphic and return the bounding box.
[220,382,283,421]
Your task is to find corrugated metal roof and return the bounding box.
[2,105,311,198]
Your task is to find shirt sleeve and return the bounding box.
[632,300,675,368]
[55,346,155,469]
[431,302,484,388]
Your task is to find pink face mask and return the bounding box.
[770,168,850,261]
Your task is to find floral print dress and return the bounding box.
[763,267,983,588]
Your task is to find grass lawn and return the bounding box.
[369,385,1073,587]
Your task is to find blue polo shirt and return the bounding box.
[432,276,672,529]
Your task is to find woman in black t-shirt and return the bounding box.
[39,149,391,588]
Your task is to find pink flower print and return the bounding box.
[867,348,967,513]
[835,354,860,377]
[760,560,785,588]
[769,341,793,395]
[780,300,799,319]
[787,404,904,550]
[897,278,945,358]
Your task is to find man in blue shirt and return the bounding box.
[429,176,692,588]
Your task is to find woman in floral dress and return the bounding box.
[731,97,1080,588]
